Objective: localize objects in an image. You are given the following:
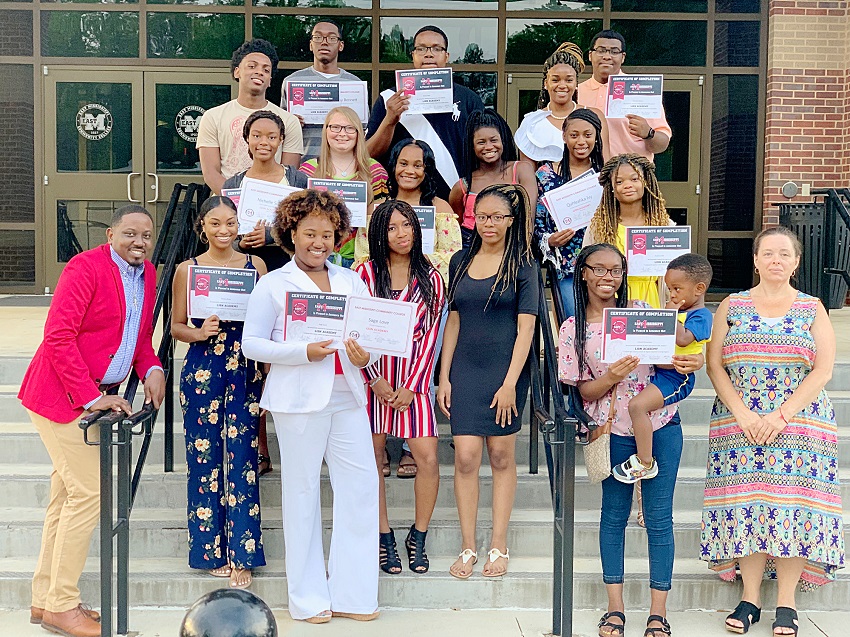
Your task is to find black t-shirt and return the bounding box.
[366,82,485,201]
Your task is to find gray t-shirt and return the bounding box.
[280,66,364,162]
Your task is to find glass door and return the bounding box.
[43,69,144,288]
[142,71,235,225]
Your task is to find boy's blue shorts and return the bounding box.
[651,367,696,406]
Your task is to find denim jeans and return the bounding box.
[599,415,682,591]
[557,274,576,319]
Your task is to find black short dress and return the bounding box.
[447,250,540,437]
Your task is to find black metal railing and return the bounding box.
[814,188,850,298]
[528,265,595,637]
[77,182,207,637]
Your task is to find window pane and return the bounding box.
[709,75,758,232]
[714,21,760,67]
[508,0,601,11]
[610,20,706,66]
[506,19,602,65]
[57,201,123,262]
[716,0,760,12]
[654,90,690,182]
[382,0,495,8]
[612,0,706,11]
[56,82,133,173]
[454,72,496,107]
[380,17,497,64]
[0,230,35,285]
[0,65,34,223]
[253,15,372,63]
[42,12,139,57]
[0,10,32,57]
[256,0,369,6]
[148,13,244,59]
[150,0,243,5]
[41,0,136,4]
[707,238,753,291]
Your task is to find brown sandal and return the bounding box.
[396,449,417,478]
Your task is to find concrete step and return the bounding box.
[0,555,848,611]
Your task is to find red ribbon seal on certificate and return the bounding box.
[194,274,210,297]
[402,77,416,95]
[612,80,626,100]
[292,86,305,106]
[611,316,628,340]
[292,298,308,322]
[631,234,647,255]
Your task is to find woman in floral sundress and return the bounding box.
[702,226,844,637]
[171,195,268,590]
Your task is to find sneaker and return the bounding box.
[612,454,658,484]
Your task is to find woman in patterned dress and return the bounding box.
[171,195,268,589]
[356,200,445,575]
[702,226,844,636]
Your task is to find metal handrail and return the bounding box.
[78,182,207,637]
[817,189,850,290]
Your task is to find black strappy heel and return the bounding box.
[772,607,798,636]
[379,530,402,574]
[644,615,671,637]
[597,611,625,636]
[405,524,429,573]
[726,601,761,634]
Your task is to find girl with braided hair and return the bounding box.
[535,107,605,318]
[449,110,537,246]
[584,153,673,309]
[437,184,539,579]
[515,41,609,165]
[356,200,445,576]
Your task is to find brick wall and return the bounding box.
[763,0,850,226]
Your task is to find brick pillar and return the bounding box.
[763,0,850,226]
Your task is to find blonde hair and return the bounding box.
[316,106,375,203]
[588,153,670,246]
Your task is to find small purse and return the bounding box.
[583,384,618,484]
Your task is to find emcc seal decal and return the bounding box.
[175,105,205,142]
[76,103,113,141]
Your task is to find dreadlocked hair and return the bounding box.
[571,243,628,377]
[462,109,518,189]
[559,108,604,182]
[447,183,533,311]
[537,42,585,110]
[589,153,670,246]
[368,200,441,322]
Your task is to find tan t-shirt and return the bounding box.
[196,100,304,179]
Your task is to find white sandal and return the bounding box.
[482,548,509,578]
[450,549,478,580]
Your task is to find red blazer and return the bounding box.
[19,244,161,423]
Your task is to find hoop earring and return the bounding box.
[754,267,759,274]
[200,233,209,244]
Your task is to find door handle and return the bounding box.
[126,172,141,203]
[147,173,160,204]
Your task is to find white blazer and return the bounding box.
[242,260,376,414]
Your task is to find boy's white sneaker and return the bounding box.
[612,454,658,483]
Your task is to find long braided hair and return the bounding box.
[589,153,670,246]
[461,109,518,190]
[368,200,441,321]
[447,183,533,310]
[537,42,585,110]
[385,138,439,206]
[559,108,605,182]
[571,243,628,377]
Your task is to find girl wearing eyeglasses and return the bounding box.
[437,184,539,580]
[299,106,389,267]
[558,243,700,637]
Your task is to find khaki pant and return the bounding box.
[29,410,100,613]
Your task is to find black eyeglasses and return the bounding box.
[311,35,340,44]
[412,45,447,55]
[583,264,625,278]
[474,213,512,224]
[591,46,624,56]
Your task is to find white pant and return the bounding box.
[271,379,379,620]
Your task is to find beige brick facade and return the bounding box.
[763,0,850,225]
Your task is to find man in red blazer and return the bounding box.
[19,204,165,637]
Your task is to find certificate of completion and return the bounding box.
[283,292,348,349]
[625,226,691,277]
[342,296,417,358]
[601,308,677,365]
[237,177,300,234]
[187,266,258,322]
[286,80,369,125]
[307,178,368,226]
[540,172,603,232]
[606,75,664,119]
[221,187,242,209]
[395,68,454,115]
[412,205,436,254]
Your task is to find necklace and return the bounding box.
[333,157,356,177]
[548,102,577,120]
[204,251,237,268]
